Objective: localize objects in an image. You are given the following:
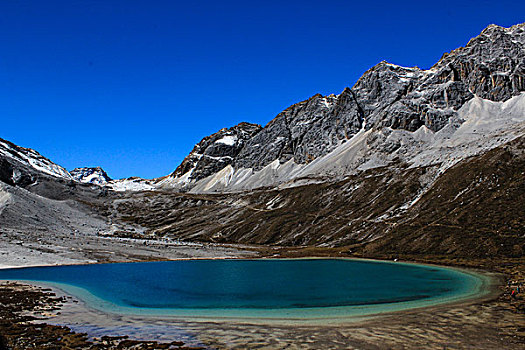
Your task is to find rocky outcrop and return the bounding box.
[234,89,363,170]
[169,122,262,182]
[435,23,525,101]
[71,167,112,185]
[354,61,474,133]
[0,138,73,182]
[362,23,525,132]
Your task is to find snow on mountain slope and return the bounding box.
[71,167,112,185]
[71,168,156,191]
[0,138,73,180]
[159,122,262,188]
[0,139,155,192]
[107,177,156,192]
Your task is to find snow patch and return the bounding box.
[108,178,156,192]
[0,140,73,180]
[215,135,238,146]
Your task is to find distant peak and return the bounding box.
[232,121,262,132]
[482,22,524,33]
[70,166,112,185]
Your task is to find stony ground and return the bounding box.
[0,226,256,269]
[0,282,205,350]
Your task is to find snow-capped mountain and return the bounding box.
[107,177,156,192]
[0,137,73,187]
[1,22,524,196]
[0,140,155,193]
[71,167,156,191]
[0,138,73,182]
[164,23,525,193]
[71,167,112,185]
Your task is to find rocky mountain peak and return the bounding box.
[479,22,525,36]
[166,22,525,190]
[0,137,73,183]
[358,22,524,133]
[167,122,262,183]
[70,167,112,185]
[430,22,524,101]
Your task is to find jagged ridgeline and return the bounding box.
[164,23,524,190]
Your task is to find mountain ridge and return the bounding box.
[0,22,523,260]
[162,22,524,192]
[0,22,523,196]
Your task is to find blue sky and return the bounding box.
[1,1,523,179]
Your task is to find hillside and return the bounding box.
[0,23,523,261]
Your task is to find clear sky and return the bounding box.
[1,1,523,179]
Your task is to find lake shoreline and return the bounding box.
[0,257,498,324]
[1,251,524,349]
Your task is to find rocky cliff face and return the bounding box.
[0,138,73,185]
[71,167,112,185]
[360,23,525,133]
[168,122,262,182]
[167,23,525,187]
[234,89,363,170]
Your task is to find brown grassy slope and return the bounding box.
[111,166,427,246]
[364,135,525,258]
[111,136,525,258]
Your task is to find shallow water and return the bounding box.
[0,259,485,319]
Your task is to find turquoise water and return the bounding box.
[0,259,486,320]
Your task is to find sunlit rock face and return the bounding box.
[71,167,112,185]
[168,122,262,182]
[357,23,525,133]
[166,23,524,190]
